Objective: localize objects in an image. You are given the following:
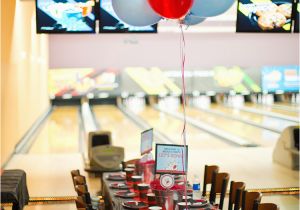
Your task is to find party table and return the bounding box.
[102,172,215,210]
[0,169,29,210]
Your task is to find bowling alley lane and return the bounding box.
[208,104,296,132]
[181,106,280,147]
[29,106,80,154]
[244,103,299,117]
[136,106,232,149]
[93,105,142,160]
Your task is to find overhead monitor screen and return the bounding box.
[261,66,300,92]
[294,0,299,32]
[237,0,293,32]
[99,0,157,33]
[36,0,96,33]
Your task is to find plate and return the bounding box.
[190,200,208,208]
[122,201,148,209]
[114,190,137,198]
[109,182,129,189]
[107,173,126,181]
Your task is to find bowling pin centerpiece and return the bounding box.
[137,128,155,184]
[150,144,188,210]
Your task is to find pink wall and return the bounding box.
[49,33,299,69]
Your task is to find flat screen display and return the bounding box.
[262,66,300,92]
[36,0,96,33]
[294,1,299,32]
[99,0,157,33]
[141,129,153,155]
[155,144,188,175]
[237,0,293,32]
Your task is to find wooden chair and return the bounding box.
[122,158,140,171]
[255,203,279,210]
[75,184,89,196]
[71,170,80,179]
[203,165,219,197]
[71,170,80,186]
[242,191,262,210]
[75,196,87,208]
[209,171,230,210]
[228,181,246,210]
[75,196,92,210]
[74,175,87,185]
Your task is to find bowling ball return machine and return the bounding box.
[85,131,124,172]
[273,126,299,170]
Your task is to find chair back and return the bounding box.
[71,170,80,178]
[228,181,245,210]
[75,196,87,208]
[122,158,140,171]
[74,175,87,185]
[209,171,230,210]
[75,184,89,196]
[203,165,219,196]
[256,203,279,210]
[242,191,262,210]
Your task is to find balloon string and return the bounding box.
[179,23,188,208]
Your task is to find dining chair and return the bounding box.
[242,191,262,210]
[209,171,230,210]
[122,158,140,171]
[202,165,220,197]
[71,169,80,186]
[228,181,246,210]
[75,184,89,196]
[74,175,87,185]
[255,203,279,210]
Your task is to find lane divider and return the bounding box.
[192,105,282,134]
[155,106,256,147]
[226,105,299,123]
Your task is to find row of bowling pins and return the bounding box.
[291,93,300,104]
[257,94,274,105]
[123,97,146,113]
[158,96,181,110]
[224,95,245,108]
[191,96,211,109]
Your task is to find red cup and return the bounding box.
[147,193,157,206]
[132,175,142,192]
[138,183,150,201]
[124,168,135,183]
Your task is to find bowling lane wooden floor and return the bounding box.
[181,106,280,147]
[93,105,142,160]
[208,104,296,132]
[244,103,299,117]
[137,107,232,149]
[29,106,80,154]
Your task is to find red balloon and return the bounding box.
[147,0,194,19]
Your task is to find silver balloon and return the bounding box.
[183,13,206,25]
[112,0,162,27]
[191,0,235,17]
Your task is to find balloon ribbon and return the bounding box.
[179,23,188,208]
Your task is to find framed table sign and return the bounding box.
[155,144,188,175]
